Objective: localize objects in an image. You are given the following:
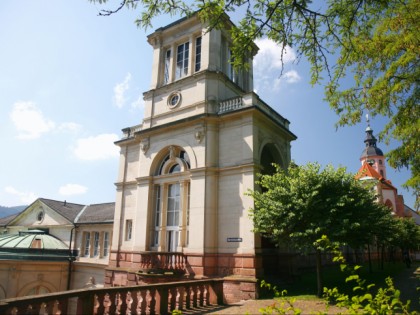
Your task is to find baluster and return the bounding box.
[175,287,181,311]
[185,286,191,309]
[153,254,160,268]
[190,286,198,308]
[203,285,208,306]
[52,299,62,315]
[93,294,100,315]
[126,291,133,315]
[148,253,153,269]
[167,288,173,313]
[103,293,112,315]
[39,302,47,315]
[166,253,170,270]
[174,254,178,270]
[197,285,203,307]
[115,292,123,315]
[136,290,144,315]
[145,289,152,315]
[171,254,175,270]
[181,285,190,310]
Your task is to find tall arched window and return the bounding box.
[151,146,191,252]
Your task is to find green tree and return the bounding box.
[248,162,395,297]
[90,0,420,207]
[395,217,420,251]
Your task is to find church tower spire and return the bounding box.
[360,114,387,178]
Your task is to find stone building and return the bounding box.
[0,198,114,299]
[106,12,296,300]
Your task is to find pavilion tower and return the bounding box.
[106,12,296,302]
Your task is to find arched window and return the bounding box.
[26,285,50,296]
[385,199,393,210]
[151,146,191,252]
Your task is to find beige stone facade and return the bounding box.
[0,199,114,299]
[107,13,296,300]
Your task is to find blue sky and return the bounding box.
[0,1,415,210]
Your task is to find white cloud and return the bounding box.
[59,184,88,196]
[10,101,55,139]
[254,38,296,70]
[58,122,82,133]
[253,38,301,92]
[73,133,120,160]
[114,73,132,108]
[283,70,301,83]
[4,186,37,205]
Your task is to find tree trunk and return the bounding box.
[367,243,372,273]
[316,249,323,297]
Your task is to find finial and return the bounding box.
[365,112,372,131]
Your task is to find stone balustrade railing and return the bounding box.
[218,94,290,129]
[0,278,224,315]
[218,97,243,114]
[139,251,187,275]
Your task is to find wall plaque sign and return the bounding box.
[227,237,243,242]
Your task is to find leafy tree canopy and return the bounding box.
[248,162,394,251]
[90,0,419,206]
[248,162,395,296]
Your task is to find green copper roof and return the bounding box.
[0,232,77,261]
[0,233,68,250]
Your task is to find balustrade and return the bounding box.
[218,97,243,114]
[0,279,223,315]
[139,252,187,275]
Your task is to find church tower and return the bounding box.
[360,115,387,178]
[356,116,405,216]
[106,13,296,301]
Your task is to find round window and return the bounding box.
[167,92,181,108]
[37,211,44,222]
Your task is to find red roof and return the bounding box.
[355,163,396,189]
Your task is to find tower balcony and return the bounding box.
[218,92,290,130]
[137,251,189,279]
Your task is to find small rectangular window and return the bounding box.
[186,182,190,246]
[176,42,189,80]
[93,232,100,256]
[153,186,161,246]
[103,232,109,257]
[125,220,133,241]
[228,49,238,84]
[195,36,202,72]
[164,49,171,84]
[83,232,91,257]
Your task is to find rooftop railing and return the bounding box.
[218,93,290,129]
